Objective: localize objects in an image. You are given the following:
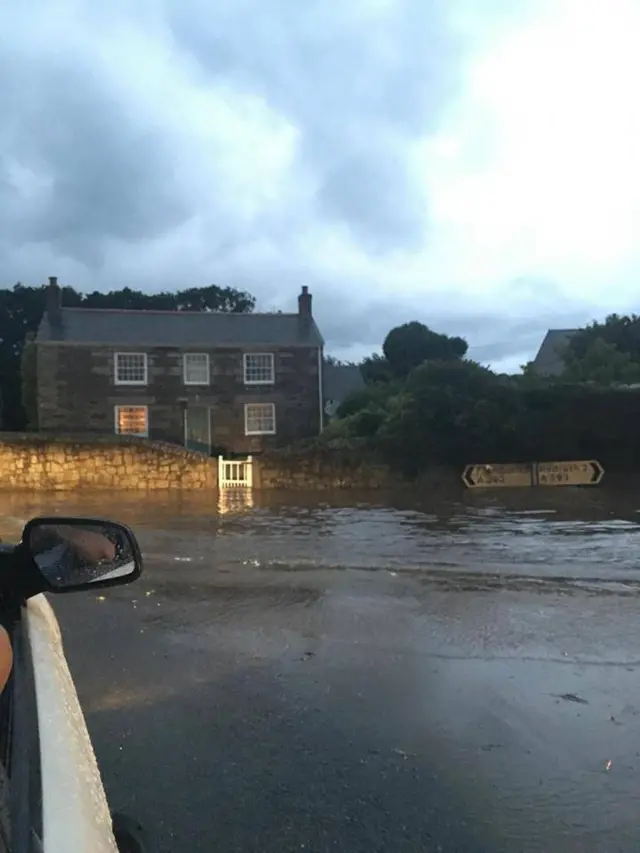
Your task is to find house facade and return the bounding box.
[33,278,324,454]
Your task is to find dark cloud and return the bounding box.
[0,1,614,370]
[167,0,462,251]
[0,0,462,267]
[316,150,426,254]
[311,286,601,367]
[0,49,188,265]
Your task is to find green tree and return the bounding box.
[375,359,509,474]
[514,360,557,389]
[328,352,513,474]
[565,314,640,364]
[0,280,255,431]
[360,353,395,384]
[336,380,404,419]
[71,283,255,313]
[562,337,640,384]
[324,355,357,367]
[382,321,468,378]
[325,380,409,445]
[0,284,49,430]
[324,314,640,476]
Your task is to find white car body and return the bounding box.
[25,594,118,853]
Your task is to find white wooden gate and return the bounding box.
[218,455,253,489]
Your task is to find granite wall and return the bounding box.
[0,434,413,492]
[254,445,400,490]
[0,433,217,491]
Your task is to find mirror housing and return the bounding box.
[21,517,143,593]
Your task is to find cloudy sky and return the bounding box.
[1,0,639,371]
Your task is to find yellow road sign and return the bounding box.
[462,463,533,489]
[536,460,604,486]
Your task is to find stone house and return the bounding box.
[32,278,325,454]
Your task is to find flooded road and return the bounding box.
[2,488,640,852]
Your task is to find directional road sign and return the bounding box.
[536,460,604,486]
[462,463,533,489]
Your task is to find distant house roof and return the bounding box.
[36,307,324,348]
[531,329,577,375]
[323,363,365,403]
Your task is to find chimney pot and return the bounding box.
[298,286,312,318]
[46,275,62,325]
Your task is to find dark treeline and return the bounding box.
[1,281,255,430]
[325,317,640,475]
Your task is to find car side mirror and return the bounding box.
[21,517,143,593]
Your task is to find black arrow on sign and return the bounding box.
[461,464,495,488]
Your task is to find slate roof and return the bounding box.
[323,363,365,403]
[531,329,577,375]
[36,307,324,348]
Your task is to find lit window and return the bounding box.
[244,403,276,435]
[115,406,148,437]
[115,352,147,385]
[243,353,274,384]
[183,353,210,385]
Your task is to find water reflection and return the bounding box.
[217,488,254,516]
[0,487,640,583]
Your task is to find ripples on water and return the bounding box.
[0,487,639,582]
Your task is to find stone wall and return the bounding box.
[0,433,217,491]
[254,445,401,490]
[0,434,429,492]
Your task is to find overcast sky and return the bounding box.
[1,0,639,371]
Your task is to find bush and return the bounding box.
[327,356,640,475]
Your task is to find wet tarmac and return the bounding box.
[2,488,640,852]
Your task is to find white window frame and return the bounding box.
[114,352,148,386]
[183,352,210,385]
[114,405,149,437]
[243,352,275,385]
[244,403,276,436]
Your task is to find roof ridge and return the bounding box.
[60,307,298,317]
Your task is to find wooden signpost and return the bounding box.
[462,460,605,489]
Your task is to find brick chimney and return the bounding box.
[46,275,62,326]
[298,285,312,318]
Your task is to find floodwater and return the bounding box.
[2,485,640,585]
[3,486,640,852]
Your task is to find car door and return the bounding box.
[0,595,118,853]
[0,518,148,853]
[8,603,43,853]
[24,595,119,853]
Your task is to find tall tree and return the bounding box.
[75,284,255,313]
[0,280,255,430]
[382,321,468,378]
